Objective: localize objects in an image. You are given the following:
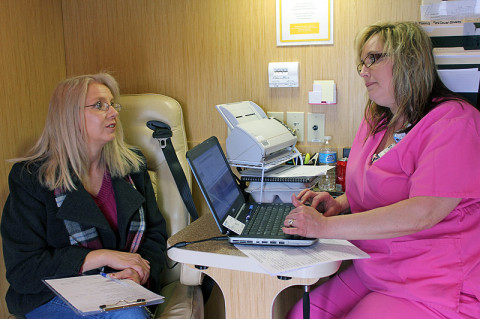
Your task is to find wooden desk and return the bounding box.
[167,214,341,319]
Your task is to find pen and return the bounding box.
[246,204,254,221]
[100,272,130,287]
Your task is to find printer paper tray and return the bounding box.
[229,147,301,170]
[229,147,302,203]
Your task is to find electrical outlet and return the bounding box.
[286,112,304,142]
[267,111,284,123]
[307,113,325,142]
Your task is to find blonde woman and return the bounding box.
[2,73,167,318]
[284,22,480,318]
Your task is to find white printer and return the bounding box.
[216,101,297,164]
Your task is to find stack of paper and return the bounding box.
[235,239,369,276]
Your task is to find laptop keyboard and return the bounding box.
[243,204,294,236]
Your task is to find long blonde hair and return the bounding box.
[15,73,142,191]
[355,21,463,136]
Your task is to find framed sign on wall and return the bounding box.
[276,0,334,46]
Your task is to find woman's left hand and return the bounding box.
[283,195,328,238]
[109,267,145,285]
[82,249,151,284]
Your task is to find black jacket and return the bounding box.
[1,159,168,315]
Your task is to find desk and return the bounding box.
[167,214,341,319]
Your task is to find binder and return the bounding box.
[43,274,164,316]
[239,165,330,183]
[241,175,317,183]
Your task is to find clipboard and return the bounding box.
[43,274,164,316]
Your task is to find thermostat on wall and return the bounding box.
[268,62,299,88]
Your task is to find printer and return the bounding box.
[216,101,297,164]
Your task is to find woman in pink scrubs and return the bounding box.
[284,22,480,318]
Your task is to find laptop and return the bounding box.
[186,136,318,246]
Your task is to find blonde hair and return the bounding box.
[355,21,462,136]
[15,73,142,191]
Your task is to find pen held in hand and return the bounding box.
[100,272,130,287]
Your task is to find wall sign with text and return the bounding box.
[276,0,334,46]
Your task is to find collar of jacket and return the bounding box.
[56,175,145,234]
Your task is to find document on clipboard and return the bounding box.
[43,274,164,316]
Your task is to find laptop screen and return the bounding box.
[187,137,243,223]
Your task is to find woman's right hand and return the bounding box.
[294,189,344,217]
[82,249,150,283]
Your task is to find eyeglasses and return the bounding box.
[84,101,122,112]
[357,53,388,75]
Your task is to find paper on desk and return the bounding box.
[235,239,369,275]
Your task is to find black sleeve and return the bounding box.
[1,163,90,295]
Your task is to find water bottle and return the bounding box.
[318,136,337,191]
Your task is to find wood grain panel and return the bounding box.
[0,1,66,317]
[62,0,420,153]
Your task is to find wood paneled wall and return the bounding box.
[0,1,66,316]
[0,0,420,317]
[61,0,420,151]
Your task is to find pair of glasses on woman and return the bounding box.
[84,101,122,112]
[357,53,387,75]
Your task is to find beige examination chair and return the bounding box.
[119,94,204,319]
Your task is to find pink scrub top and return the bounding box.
[346,100,480,312]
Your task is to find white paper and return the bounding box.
[421,0,480,21]
[434,47,480,64]
[270,165,331,178]
[44,274,164,315]
[241,165,331,179]
[438,68,480,92]
[236,239,369,275]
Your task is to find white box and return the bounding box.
[309,80,336,104]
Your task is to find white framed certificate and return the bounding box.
[276,0,334,46]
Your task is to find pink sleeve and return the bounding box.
[409,105,480,199]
